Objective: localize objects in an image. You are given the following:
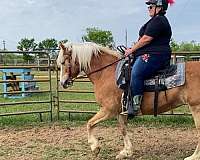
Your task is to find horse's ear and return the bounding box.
[59,43,72,55]
[59,43,66,50]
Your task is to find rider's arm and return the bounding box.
[127,35,153,54]
[126,16,164,55]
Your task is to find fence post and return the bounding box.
[56,63,60,120]
[48,54,53,121]
[172,54,176,64]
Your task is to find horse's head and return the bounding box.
[57,43,80,88]
[57,42,120,88]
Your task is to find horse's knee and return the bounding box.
[118,115,128,135]
[118,124,126,136]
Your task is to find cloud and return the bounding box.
[25,0,35,4]
[0,0,199,50]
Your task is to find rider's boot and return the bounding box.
[120,95,143,118]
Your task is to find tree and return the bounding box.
[82,27,114,48]
[38,38,58,50]
[38,38,58,58]
[17,38,37,61]
[170,38,179,51]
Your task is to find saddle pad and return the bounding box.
[144,63,185,89]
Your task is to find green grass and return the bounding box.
[128,115,194,128]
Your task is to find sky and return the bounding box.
[0,0,199,50]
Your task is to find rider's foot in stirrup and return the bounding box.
[120,110,136,119]
[120,108,141,119]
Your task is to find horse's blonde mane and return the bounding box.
[64,42,121,70]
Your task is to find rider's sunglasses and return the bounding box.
[148,5,155,10]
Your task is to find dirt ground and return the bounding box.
[0,123,198,160]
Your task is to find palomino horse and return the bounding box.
[57,42,200,160]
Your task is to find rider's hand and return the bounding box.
[125,48,134,57]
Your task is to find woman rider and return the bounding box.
[121,0,174,116]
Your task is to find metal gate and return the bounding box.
[54,67,97,120]
[0,51,53,121]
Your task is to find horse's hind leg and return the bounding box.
[116,114,133,159]
[87,109,112,156]
[185,105,200,160]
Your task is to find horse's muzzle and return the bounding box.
[60,79,73,89]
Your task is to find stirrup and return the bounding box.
[120,110,128,116]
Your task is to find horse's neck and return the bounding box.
[86,53,118,83]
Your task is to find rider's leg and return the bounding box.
[127,54,170,116]
[120,56,144,116]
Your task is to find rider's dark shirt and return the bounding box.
[135,14,172,57]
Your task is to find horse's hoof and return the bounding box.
[116,150,132,159]
[184,156,198,160]
[116,154,126,159]
[184,158,193,160]
[116,153,131,159]
[116,153,132,160]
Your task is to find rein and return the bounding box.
[86,45,127,76]
[74,56,125,80]
[73,45,127,80]
[87,57,124,76]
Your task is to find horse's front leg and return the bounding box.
[87,109,110,156]
[116,114,133,159]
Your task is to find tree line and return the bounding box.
[170,39,200,52]
[12,27,115,61]
[2,27,200,61]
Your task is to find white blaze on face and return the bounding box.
[60,64,70,86]
[57,49,69,86]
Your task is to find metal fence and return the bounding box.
[0,51,53,121]
[0,51,200,121]
[55,74,96,120]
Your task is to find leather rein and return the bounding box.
[62,45,127,86]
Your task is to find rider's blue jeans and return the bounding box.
[130,53,171,96]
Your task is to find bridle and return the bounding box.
[61,54,74,87]
[60,45,127,87]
